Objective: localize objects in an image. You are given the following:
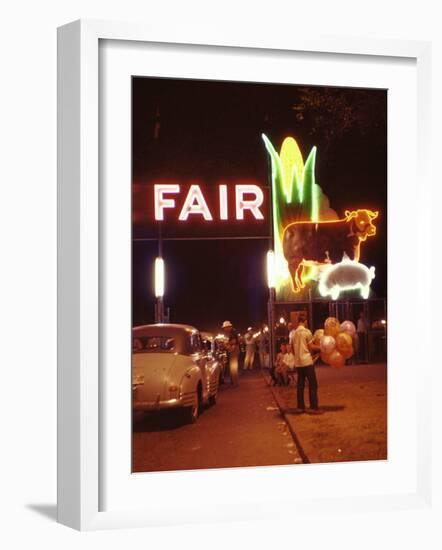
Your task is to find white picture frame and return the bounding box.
[57,19,432,531]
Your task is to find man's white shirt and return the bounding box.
[291,325,314,367]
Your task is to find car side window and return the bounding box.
[202,338,212,354]
[190,332,203,353]
[133,336,175,353]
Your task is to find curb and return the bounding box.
[262,371,310,464]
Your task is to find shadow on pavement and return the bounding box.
[317,405,346,412]
[284,405,346,414]
[133,410,190,432]
[132,383,236,433]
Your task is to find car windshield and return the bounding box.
[133,336,176,353]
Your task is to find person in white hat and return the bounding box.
[221,320,240,385]
[243,326,256,370]
[222,320,239,347]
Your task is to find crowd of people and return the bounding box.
[220,316,321,413]
[220,320,270,372]
[219,310,382,414]
[222,321,270,370]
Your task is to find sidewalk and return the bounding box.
[265,363,387,464]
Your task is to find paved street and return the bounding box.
[132,363,387,472]
[132,371,301,472]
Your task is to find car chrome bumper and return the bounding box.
[133,398,181,412]
[132,391,196,411]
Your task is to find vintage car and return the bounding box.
[132,324,221,423]
[201,331,228,384]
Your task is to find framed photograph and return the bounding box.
[57,20,432,530]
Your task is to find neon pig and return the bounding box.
[153,183,264,221]
[318,255,376,300]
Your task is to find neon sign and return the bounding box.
[153,183,265,222]
[178,184,213,221]
[318,255,376,300]
[235,185,264,220]
[154,184,180,221]
[262,134,379,298]
[219,185,228,220]
[282,209,378,292]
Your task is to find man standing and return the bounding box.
[290,315,321,413]
[258,326,269,369]
[222,320,238,342]
[288,322,295,340]
[222,320,240,385]
[243,327,256,370]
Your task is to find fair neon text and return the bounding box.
[153,184,265,221]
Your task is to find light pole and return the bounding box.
[154,256,165,323]
[266,250,276,371]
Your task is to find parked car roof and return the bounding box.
[132,324,199,355]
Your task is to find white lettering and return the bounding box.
[154,184,180,220]
[235,185,264,220]
[219,185,228,220]
[178,185,213,221]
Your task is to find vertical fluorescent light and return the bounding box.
[266,250,275,289]
[155,257,165,297]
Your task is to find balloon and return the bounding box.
[329,349,345,368]
[320,335,336,355]
[335,332,353,359]
[313,329,324,345]
[324,317,340,338]
[321,351,332,365]
[340,320,356,337]
[341,346,354,360]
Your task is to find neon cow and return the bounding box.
[318,256,376,300]
[282,209,378,292]
[261,135,379,295]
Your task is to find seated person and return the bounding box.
[284,344,297,384]
[276,343,296,386]
[272,342,287,385]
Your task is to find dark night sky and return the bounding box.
[132,77,387,332]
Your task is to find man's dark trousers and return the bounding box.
[297,365,318,410]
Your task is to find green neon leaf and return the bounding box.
[299,146,317,220]
[262,134,285,238]
[262,136,319,234]
[289,163,301,205]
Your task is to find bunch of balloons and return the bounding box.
[313,317,356,368]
